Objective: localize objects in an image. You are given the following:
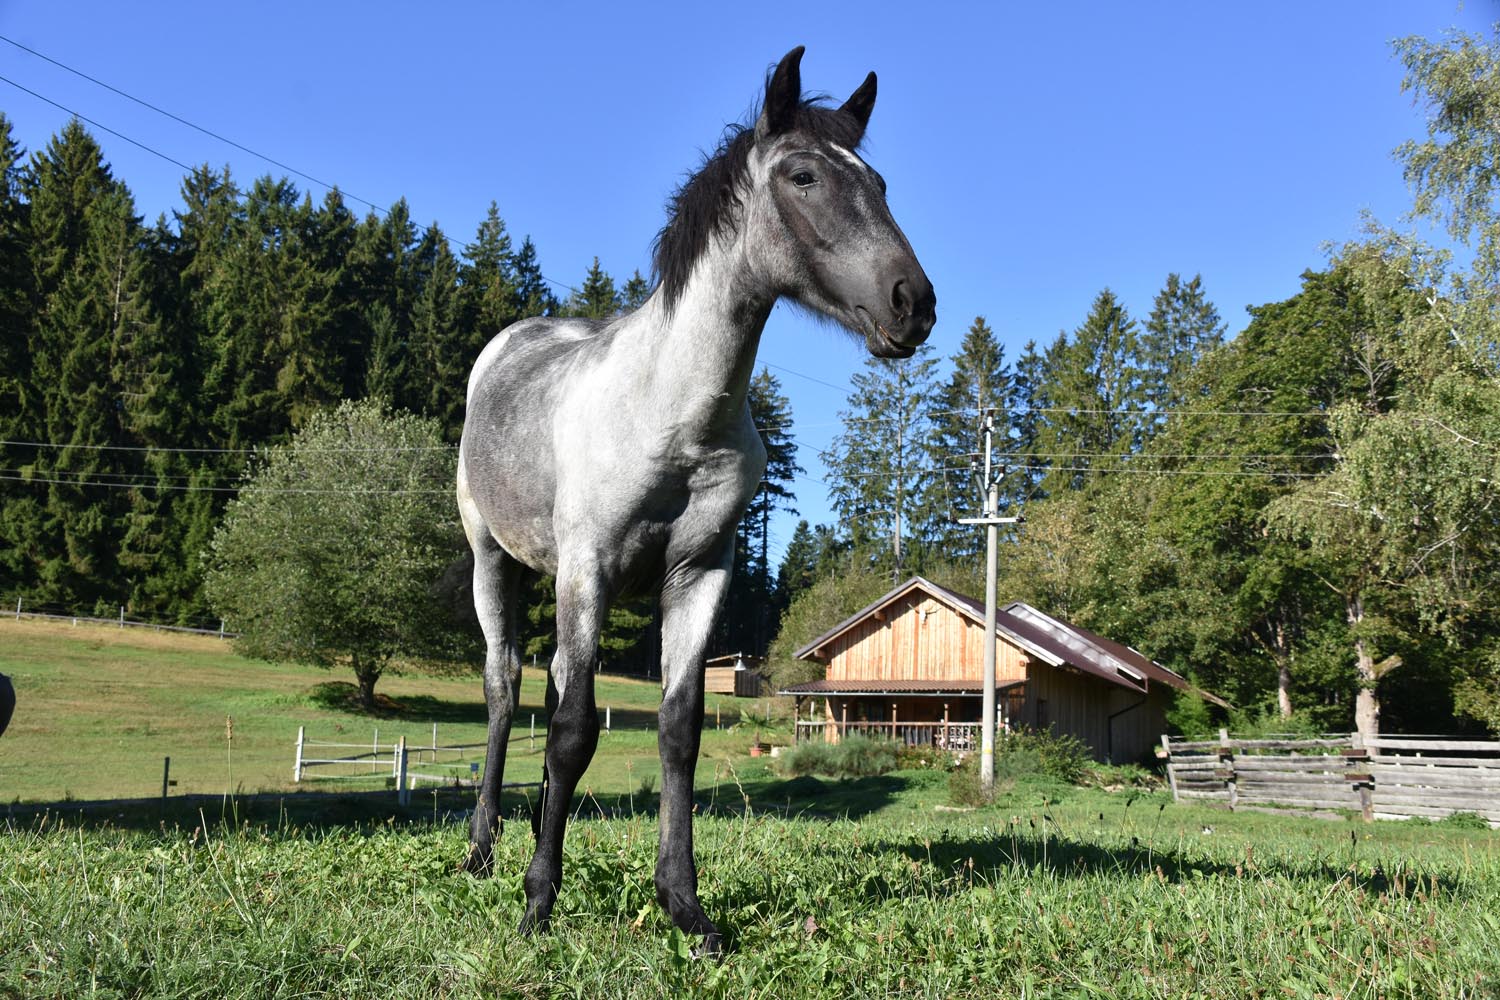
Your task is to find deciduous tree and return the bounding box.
[204,400,468,710]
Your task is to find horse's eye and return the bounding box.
[792,171,817,188]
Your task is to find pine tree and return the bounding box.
[459,201,519,344]
[1009,338,1047,505]
[565,257,620,319]
[1031,289,1144,494]
[19,123,141,608]
[821,344,942,579]
[775,519,843,604]
[511,236,557,317]
[928,316,1013,559]
[718,369,801,655]
[200,176,305,449]
[0,115,36,599]
[363,301,405,405]
[621,269,651,311]
[349,200,418,407]
[1139,273,1226,426]
[0,115,32,441]
[407,226,466,439]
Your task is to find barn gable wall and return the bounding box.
[821,592,1029,684]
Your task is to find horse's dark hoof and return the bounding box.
[518,906,551,936]
[460,842,494,878]
[693,931,725,960]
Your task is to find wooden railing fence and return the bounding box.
[1160,730,1500,826]
[294,724,542,805]
[794,719,982,750]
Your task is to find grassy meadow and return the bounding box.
[0,617,756,805]
[3,620,1499,998]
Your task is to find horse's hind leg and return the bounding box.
[519,556,605,934]
[654,555,731,954]
[460,504,525,876]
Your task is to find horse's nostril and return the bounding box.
[891,279,911,318]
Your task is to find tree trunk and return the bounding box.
[1348,594,1380,743]
[1275,617,1293,719]
[1277,659,1294,719]
[353,656,382,713]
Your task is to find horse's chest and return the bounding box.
[559,442,757,575]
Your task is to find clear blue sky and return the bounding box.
[1,2,1493,569]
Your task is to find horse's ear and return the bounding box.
[756,46,805,142]
[841,72,877,138]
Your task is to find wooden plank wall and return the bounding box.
[704,667,737,695]
[825,593,1028,684]
[705,667,765,698]
[1162,734,1500,825]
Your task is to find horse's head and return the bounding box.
[748,46,936,358]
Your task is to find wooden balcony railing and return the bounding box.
[794,719,983,750]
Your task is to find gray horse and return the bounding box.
[457,46,934,952]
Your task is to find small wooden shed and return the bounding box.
[780,577,1222,764]
[703,653,766,698]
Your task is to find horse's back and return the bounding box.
[466,317,607,407]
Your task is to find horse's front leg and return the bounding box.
[519,557,605,934]
[655,554,731,955]
[461,530,524,876]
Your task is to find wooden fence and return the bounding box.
[1160,730,1500,826]
[10,597,232,638]
[294,724,542,805]
[794,719,982,750]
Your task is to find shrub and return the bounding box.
[943,728,1092,806]
[1440,811,1491,830]
[946,755,999,806]
[895,743,957,771]
[994,728,1091,785]
[778,734,899,779]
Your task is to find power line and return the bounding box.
[0,438,452,455]
[0,40,581,295]
[0,72,196,173]
[0,32,367,211]
[0,472,453,495]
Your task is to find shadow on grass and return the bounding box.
[724,771,908,820]
[1,785,542,837]
[863,823,1462,902]
[309,682,491,724]
[309,681,671,731]
[1,764,909,837]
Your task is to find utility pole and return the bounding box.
[958,411,1022,797]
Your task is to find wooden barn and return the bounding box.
[779,577,1222,764]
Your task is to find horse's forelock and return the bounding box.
[651,99,866,315]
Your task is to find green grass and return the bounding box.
[0,618,759,804]
[3,784,1498,998]
[4,620,1500,997]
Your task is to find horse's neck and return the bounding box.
[622,248,771,440]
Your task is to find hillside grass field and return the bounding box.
[0,618,758,805]
[3,620,1499,998]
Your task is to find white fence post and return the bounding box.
[530,713,536,752]
[119,605,125,628]
[605,706,611,732]
[14,597,19,620]
[294,726,305,782]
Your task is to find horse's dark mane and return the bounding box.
[651,98,866,315]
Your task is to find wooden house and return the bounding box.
[779,576,1223,764]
